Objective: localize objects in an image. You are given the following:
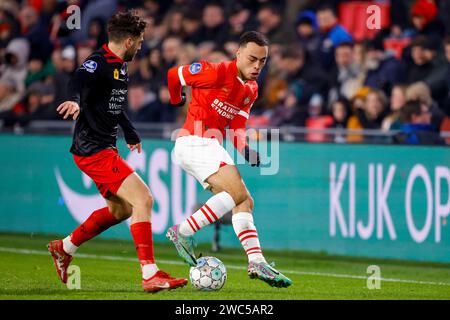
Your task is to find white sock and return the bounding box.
[62,236,78,255]
[232,212,266,263]
[179,191,236,236]
[142,263,159,280]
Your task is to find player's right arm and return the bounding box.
[167,61,222,106]
[57,56,102,120]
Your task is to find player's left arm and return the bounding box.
[118,110,142,153]
[229,99,260,167]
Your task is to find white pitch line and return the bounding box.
[1,246,450,287]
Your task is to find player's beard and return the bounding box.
[123,47,137,62]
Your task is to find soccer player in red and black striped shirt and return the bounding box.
[47,11,187,293]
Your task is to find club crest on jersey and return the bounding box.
[114,68,119,79]
[244,97,250,104]
[82,60,97,73]
[189,62,202,74]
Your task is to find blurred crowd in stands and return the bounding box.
[1,0,450,145]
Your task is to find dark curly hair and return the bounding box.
[239,31,269,48]
[107,10,147,42]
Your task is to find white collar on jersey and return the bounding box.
[236,76,245,85]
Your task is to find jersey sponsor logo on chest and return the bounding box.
[211,98,240,120]
[108,88,127,115]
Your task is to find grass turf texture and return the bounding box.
[0,233,449,300]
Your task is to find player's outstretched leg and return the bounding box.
[166,191,236,266]
[232,211,293,288]
[166,224,197,266]
[48,206,122,283]
[247,261,293,288]
[232,196,293,288]
[117,173,187,292]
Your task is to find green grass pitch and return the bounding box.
[0,233,449,300]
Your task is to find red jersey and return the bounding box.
[167,60,258,152]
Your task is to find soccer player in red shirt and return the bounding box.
[166,31,292,288]
[47,11,187,293]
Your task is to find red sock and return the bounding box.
[70,207,119,246]
[130,221,155,265]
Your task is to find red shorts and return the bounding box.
[73,148,134,198]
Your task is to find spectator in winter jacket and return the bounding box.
[410,0,445,49]
[330,42,365,102]
[394,100,445,145]
[257,4,295,44]
[405,81,446,130]
[406,36,448,102]
[279,45,329,106]
[316,5,352,70]
[364,37,405,95]
[295,10,321,56]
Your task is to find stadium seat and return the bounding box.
[247,115,270,127]
[384,38,412,60]
[440,116,450,145]
[305,116,334,142]
[339,1,391,41]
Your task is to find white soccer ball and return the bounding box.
[189,256,227,291]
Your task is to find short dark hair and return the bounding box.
[259,4,282,16]
[401,100,422,123]
[411,35,428,49]
[107,10,147,42]
[239,31,269,48]
[336,41,354,50]
[280,44,305,60]
[317,4,337,15]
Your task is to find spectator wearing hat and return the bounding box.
[406,36,448,102]
[363,37,405,95]
[295,10,321,56]
[410,0,445,44]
